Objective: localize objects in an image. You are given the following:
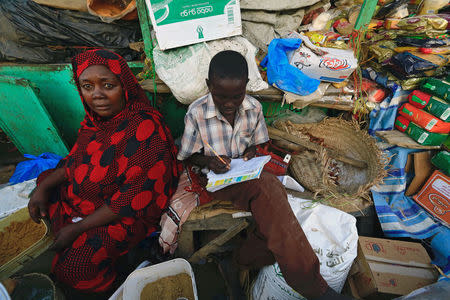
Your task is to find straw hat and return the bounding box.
[274,118,388,213]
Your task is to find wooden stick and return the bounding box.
[268,127,367,168]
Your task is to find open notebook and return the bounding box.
[206,155,271,192]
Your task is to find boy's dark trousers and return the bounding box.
[211,171,329,299]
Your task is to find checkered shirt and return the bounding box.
[177,93,269,160]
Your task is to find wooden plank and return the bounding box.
[183,214,250,231]
[376,130,442,150]
[186,200,243,222]
[0,75,69,156]
[140,78,354,110]
[308,102,353,111]
[177,230,195,259]
[189,219,249,264]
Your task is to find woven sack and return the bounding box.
[274,118,387,212]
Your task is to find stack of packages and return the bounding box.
[363,0,449,91]
[395,77,450,146]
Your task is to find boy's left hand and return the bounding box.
[242,146,256,161]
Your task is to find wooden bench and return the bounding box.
[176,199,252,263]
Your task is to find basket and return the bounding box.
[87,0,138,22]
[0,208,53,280]
[274,118,388,212]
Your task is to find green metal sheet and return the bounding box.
[0,62,145,147]
[0,75,68,157]
[0,64,83,146]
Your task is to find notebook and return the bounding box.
[206,155,271,192]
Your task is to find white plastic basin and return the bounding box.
[123,258,198,300]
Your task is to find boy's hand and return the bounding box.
[207,155,231,174]
[242,146,256,161]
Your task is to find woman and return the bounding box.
[28,49,180,293]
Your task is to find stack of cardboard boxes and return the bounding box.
[347,236,438,299]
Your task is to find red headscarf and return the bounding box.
[55,49,180,220]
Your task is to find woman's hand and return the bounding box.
[28,167,67,223]
[242,146,257,161]
[50,223,84,252]
[28,186,51,223]
[207,155,231,174]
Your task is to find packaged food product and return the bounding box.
[355,78,388,103]
[385,18,401,30]
[408,90,450,121]
[419,47,450,55]
[431,151,450,176]
[397,37,446,48]
[419,0,449,15]
[421,78,450,102]
[388,52,439,79]
[395,116,448,146]
[398,103,450,134]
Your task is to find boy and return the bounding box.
[178,50,349,300]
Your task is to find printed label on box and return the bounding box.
[146,0,242,50]
[414,171,450,226]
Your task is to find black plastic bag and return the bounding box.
[397,37,447,48]
[388,52,439,80]
[375,0,409,19]
[0,0,142,63]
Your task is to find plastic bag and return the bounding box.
[261,38,320,95]
[395,281,450,299]
[397,37,446,48]
[0,0,141,63]
[9,153,62,185]
[375,0,409,19]
[388,52,438,78]
[0,179,36,219]
[252,195,358,299]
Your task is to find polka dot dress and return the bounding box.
[38,49,181,292]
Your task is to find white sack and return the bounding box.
[240,0,320,11]
[153,36,268,105]
[252,195,358,299]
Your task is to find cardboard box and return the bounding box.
[413,170,450,227]
[349,236,437,298]
[145,0,242,50]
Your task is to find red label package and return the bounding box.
[413,170,450,227]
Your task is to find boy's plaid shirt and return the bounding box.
[177,93,269,161]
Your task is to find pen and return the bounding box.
[203,140,229,166]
